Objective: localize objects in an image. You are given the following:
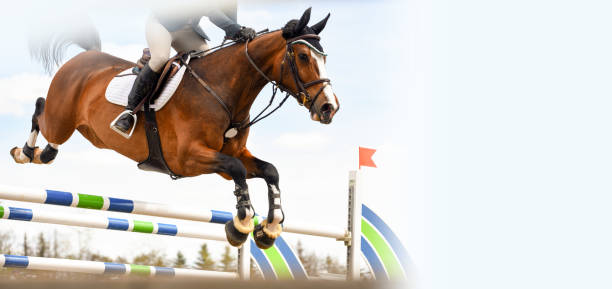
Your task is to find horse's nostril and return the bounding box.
[321,103,332,113]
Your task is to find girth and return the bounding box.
[135,53,189,180]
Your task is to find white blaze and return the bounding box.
[311,50,338,110]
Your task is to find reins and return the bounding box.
[183,30,331,140]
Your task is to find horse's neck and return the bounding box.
[192,32,285,122]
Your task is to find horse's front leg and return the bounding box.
[238,149,284,249]
[184,146,255,247]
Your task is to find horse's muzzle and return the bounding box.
[320,103,334,124]
[311,102,335,124]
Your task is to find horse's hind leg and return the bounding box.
[10,98,59,164]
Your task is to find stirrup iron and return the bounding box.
[110,111,137,139]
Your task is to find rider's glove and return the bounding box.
[226,24,256,42]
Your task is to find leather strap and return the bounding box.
[133,53,187,113]
[184,64,231,118]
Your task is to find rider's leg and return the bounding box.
[146,16,172,73]
[170,27,210,54]
[110,16,170,138]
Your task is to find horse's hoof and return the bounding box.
[9,147,18,158]
[31,148,46,164]
[253,220,281,250]
[10,147,29,164]
[225,217,252,247]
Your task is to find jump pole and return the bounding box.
[0,185,347,240]
[0,254,236,279]
[0,171,365,280]
[0,204,227,241]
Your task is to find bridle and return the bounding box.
[185,31,332,140]
[244,33,332,124]
[281,34,331,110]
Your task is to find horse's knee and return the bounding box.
[218,154,247,182]
[256,160,279,185]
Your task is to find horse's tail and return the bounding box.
[28,15,101,75]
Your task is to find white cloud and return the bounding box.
[60,149,128,166]
[102,43,146,63]
[238,9,274,31]
[0,73,51,116]
[0,43,141,117]
[274,131,330,150]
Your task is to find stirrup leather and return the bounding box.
[110,111,137,139]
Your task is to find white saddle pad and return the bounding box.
[105,61,187,111]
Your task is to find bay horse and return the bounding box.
[9,8,339,249]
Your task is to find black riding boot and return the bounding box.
[110,64,161,138]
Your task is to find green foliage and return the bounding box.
[195,243,215,270]
[132,250,167,267]
[36,232,48,257]
[174,251,187,268]
[23,233,30,256]
[219,245,235,272]
[325,254,345,274]
[296,240,320,276]
[0,230,13,255]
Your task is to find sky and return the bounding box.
[0,0,422,286]
[2,0,612,288]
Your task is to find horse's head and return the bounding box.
[279,8,339,124]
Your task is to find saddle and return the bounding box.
[105,49,186,111]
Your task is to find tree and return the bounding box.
[174,251,187,268]
[23,233,30,256]
[52,230,60,258]
[132,250,167,267]
[195,243,215,270]
[219,245,235,272]
[296,240,305,261]
[324,255,344,274]
[296,240,320,276]
[36,232,49,257]
[0,230,13,254]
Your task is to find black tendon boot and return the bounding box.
[110,64,161,138]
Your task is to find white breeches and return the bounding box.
[146,16,210,72]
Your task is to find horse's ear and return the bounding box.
[311,13,330,35]
[295,7,312,33]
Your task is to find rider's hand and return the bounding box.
[227,24,256,42]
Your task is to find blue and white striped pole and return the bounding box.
[0,185,347,240]
[0,204,227,241]
[0,254,236,278]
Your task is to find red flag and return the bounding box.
[359,147,377,169]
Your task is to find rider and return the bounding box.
[111,0,256,138]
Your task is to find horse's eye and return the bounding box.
[298,53,309,61]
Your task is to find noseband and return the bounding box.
[245,34,332,114]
